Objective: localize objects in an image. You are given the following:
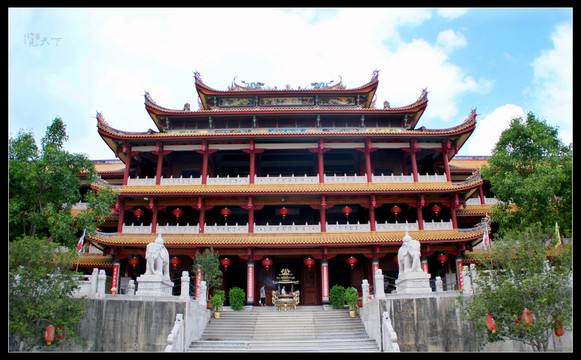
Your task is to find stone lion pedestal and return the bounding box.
[136,233,174,296]
[395,231,432,295]
[136,274,174,296]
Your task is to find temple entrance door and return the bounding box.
[301,256,319,305]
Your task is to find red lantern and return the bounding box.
[279,206,290,219]
[44,325,55,345]
[172,208,184,219]
[220,207,231,220]
[56,325,65,342]
[133,208,144,220]
[554,320,564,337]
[346,256,358,269]
[128,257,140,269]
[304,257,315,271]
[261,257,273,271]
[342,206,353,218]
[170,256,181,270]
[437,253,448,265]
[391,205,402,218]
[431,204,442,216]
[393,255,398,264]
[521,308,533,326]
[485,314,497,333]
[220,257,232,270]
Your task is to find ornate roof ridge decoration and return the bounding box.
[227,75,346,92]
[195,70,378,94]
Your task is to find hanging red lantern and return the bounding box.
[393,255,398,264]
[437,253,448,265]
[521,308,533,326]
[220,207,231,220]
[56,325,66,342]
[431,204,442,216]
[133,208,144,220]
[391,205,402,218]
[128,256,140,269]
[172,208,184,219]
[554,320,564,337]
[220,257,232,270]
[44,325,55,345]
[346,256,358,269]
[261,257,273,271]
[304,257,315,271]
[279,206,290,219]
[485,314,497,333]
[170,256,181,270]
[342,206,353,218]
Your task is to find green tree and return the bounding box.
[458,226,572,351]
[193,248,223,298]
[9,117,117,246]
[480,112,572,237]
[9,236,88,351]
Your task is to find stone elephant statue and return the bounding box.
[144,234,170,280]
[397,232,422,273]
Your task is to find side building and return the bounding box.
[76,71,494,304]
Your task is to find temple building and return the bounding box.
[77,71,494,304]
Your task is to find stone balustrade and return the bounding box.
[120,219,457,234]
[124,172,451,186]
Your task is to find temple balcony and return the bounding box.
[121,220,454,234]
[465,197,499,205]
[125,171,450,186]
[254,222,321,234]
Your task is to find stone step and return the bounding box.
[189,339,379,352]
[190,307,379,352]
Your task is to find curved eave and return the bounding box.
[97,108,472,143]
[116,179,484,197]
[87,228,485,248]
[75,254,115,268]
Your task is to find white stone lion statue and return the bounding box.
[397,231,422,273]
[144,233,170,280]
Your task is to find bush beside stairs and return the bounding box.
[188,306,379,352]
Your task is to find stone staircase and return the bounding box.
[188,306,379,352]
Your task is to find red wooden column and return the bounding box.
[410,138,419,182]
[155,141,164,185]
[309,138,329,183]
[122,143,132,186]
[417,194,425,230]
[149,198,158,233]
[196,140,217,185]
[242,139,264,184]
[451,193,459,229]
[196,197,206,233]
[116,198,125,233]
[441,138,452,182]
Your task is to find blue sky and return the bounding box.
[9,8,572,160]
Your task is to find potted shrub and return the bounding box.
[228,287,246,311]
[329,285,346,309]
[210,292,223,318]
[345,287,358,317]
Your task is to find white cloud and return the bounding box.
[527,20,572,146]
[436,8,468,19]
[461,104,525,156]
[436,29,467,52]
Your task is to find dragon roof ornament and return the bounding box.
[227,75,346,92]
